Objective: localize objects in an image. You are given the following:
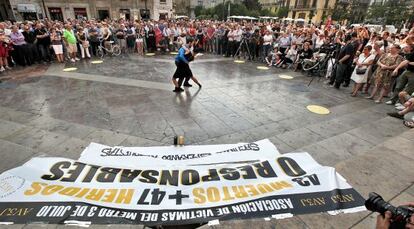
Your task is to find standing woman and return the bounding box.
[350,45,375,96]
[126,24,136,53]
[76,27,90,59]
[0,30,12,71]
[135,24,144,55]
[366,44,404,103]
[146,26,156,53]
[50,28,64,63]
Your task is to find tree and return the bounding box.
[242,0,262,11]
[194,6,204,17]
[367,0,411,25]
[276,6,289,18]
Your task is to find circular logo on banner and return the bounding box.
[307,105,330,115]
[279,75,294,79]
[0,176,25,199]
[145,53,156,56]
[234,60,245,64]
[257,66,269,70]
[63,67,77,72]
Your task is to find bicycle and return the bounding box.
[96,38,121,59]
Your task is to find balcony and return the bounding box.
[289,5,316,10]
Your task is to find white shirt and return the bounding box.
[263,34,273,45]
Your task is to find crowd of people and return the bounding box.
[0,18,413,126]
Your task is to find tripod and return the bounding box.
[307,51,337,87]
[234,37,252,60]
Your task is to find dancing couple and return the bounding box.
[172,38,202,93]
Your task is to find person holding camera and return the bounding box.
[329,33,357,89]
[376,202,414,229]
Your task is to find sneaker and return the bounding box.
[75,57,80,61]
[70,59,76,63]
[0,66,4,72]
[385,101,394,105]
[387,112,404,119]
[5,66,11,70]
[396,105,406,111]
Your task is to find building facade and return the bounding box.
[286,0,336,24]
[2,0,173,21]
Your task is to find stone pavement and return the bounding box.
[0,54,413,229]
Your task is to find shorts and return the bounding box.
[67,43,77,53]
[52,44,63,54]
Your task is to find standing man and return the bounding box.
[34,23,51,63]
[22,24,38,65]
[329,33,357,89]
[63,24,79,63]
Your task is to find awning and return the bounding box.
[17,4,36,13]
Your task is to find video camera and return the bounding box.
[365,192,414,229]
[319,44,337,54]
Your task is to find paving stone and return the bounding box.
[27,116,95,139]
[0,107,38,124]
[316,132,374,158]
[45,137,89,160]
[347,117,405,145]
[0,119,27,139]
[84,129,129,146]
[379,136,414,160]
[4,127,69,153]
[334,146,414,201]
[305,119,352,138]
[119,135,163,147]
[0,139,35,173]
[276,128,323,150]
[198,132,254,145]
[267,136,295,154]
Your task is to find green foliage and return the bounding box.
[194,1,277,20]
[242,0,262,11]
[276,6,289,18]
[367,0,411,24]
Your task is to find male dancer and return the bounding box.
[172,38,201,92]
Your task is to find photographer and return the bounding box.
[376,202,414,229]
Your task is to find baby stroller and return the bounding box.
[302,52,330,77]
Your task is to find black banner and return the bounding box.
[0,188,364,226]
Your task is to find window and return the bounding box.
[198,0,203,6]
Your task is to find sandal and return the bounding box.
[403,121,414,128]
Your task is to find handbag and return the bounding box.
[355,55,369,75]
[356,68,367,75]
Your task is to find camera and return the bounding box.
[365,192,414,228]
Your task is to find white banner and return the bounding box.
[79,139,280,167]
[0,143,365,225]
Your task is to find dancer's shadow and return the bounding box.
[173,87,201,108]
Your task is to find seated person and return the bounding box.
[388,92,414,127]
[294,41,313,71]
[265,46,283,67]
[283,44,298,68]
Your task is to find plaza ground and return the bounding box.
[0,54,413,229]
